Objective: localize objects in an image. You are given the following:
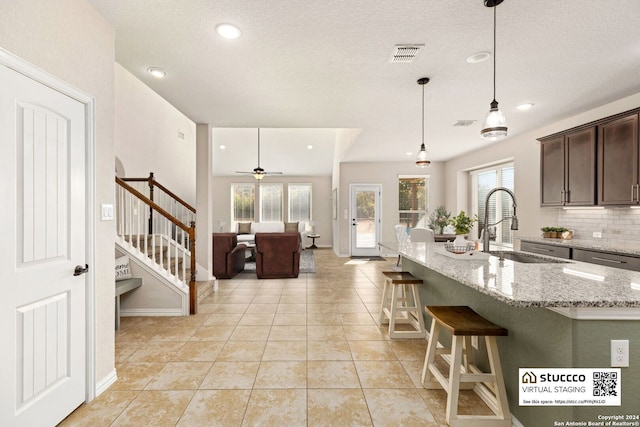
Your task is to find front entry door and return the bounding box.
[350,184,381,257]
[0,63,87,426]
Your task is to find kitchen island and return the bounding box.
[384,242,640,426]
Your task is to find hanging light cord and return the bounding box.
[421,82,425,148]
[492,4,497,103]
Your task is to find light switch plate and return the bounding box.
[593,231,602,238]
[101,204,114,221]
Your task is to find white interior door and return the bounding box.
[350,184,381,257]
[0,64,87,426]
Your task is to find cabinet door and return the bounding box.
[597,114,639,205]
[540,136,565,206]
[565,127,596,206]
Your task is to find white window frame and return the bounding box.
[470,163,515,248]
[398,174,429,229]
[259,183,284,222]
[230,183,255,223]
[288,183,312,223]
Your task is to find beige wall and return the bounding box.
[115,63,197,205]
[211,175,333,248]
[337,161,446,256]
[0,0,116,384]
[444,91,640,244]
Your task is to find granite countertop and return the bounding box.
[521,237,640,257]
[382,242,640,309]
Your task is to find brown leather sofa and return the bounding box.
[212,233,246,279]
[254,232,301,279]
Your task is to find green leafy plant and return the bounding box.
[449,210,478,235]
[428,205,451,234]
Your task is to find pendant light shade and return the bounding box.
[481,0,507,141]
[416,77,431,168]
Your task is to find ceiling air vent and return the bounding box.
[453,120,477,127]
[389,44,424,63]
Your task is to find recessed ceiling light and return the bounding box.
[216,23,242,39]
[516,103,535,111]
[406,152,413,156]
[147,67,166,78]
[307,145,313,150]
[466,51,491,64]
[219,144,226,150]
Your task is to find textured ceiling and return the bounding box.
[90,0,640,176]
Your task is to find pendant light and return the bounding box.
[481,0,507,141]
[415,77,431,167]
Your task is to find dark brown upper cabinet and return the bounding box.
[597,113,639,205]
[539,127,596,207]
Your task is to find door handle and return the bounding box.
[74,264,89,276]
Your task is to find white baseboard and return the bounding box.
[120,308,184,317]
[94,369,117,398]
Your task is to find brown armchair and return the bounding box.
[254,232,301,279]
[212,233,246,279]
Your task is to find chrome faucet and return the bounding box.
[482,187,518,252]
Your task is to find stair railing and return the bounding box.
[115,177,198,314]
[121,172,196,234]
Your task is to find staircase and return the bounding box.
[115,174,206,314]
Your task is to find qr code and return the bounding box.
[593,371,618,397]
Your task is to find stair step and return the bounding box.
[196,280,215,304]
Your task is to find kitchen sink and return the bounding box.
[488,251,569,264]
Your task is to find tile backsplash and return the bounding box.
[557,208,640,243]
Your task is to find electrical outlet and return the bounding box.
[593,231,602,238]
[611,340,629,367]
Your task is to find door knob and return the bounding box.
[74,264,89,276]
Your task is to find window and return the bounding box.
[398,175,428,228]
[231,183,255,223]
[259,183,283,222]
[471,163,515,247]
[288,184,312,222]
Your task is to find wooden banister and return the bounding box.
[116,176,198,314]
[122,172,196,213]
[116,177,191,233]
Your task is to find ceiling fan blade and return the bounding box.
[265,171,283,175]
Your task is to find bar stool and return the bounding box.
[378,271,425,339]
[421,306,510,427]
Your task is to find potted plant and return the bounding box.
[428,206,451,234]
[450,210,478,235]
[449,211,478,247]
[541,226,553,238]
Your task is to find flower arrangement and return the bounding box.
[449,210,478,235]
[428,205,451,234]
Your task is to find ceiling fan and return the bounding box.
[235,128,283,180]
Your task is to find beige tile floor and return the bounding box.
[60,249,492,426]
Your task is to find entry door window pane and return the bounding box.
[356,190,376,248]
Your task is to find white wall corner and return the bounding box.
[94,369,117,398]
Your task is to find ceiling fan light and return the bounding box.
[253,172,265,180]
[481,101,507,141]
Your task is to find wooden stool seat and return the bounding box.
[378,271,425,339]
[425,306,508,337]
[421,306,511,427]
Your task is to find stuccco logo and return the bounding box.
[522,371,537,384]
